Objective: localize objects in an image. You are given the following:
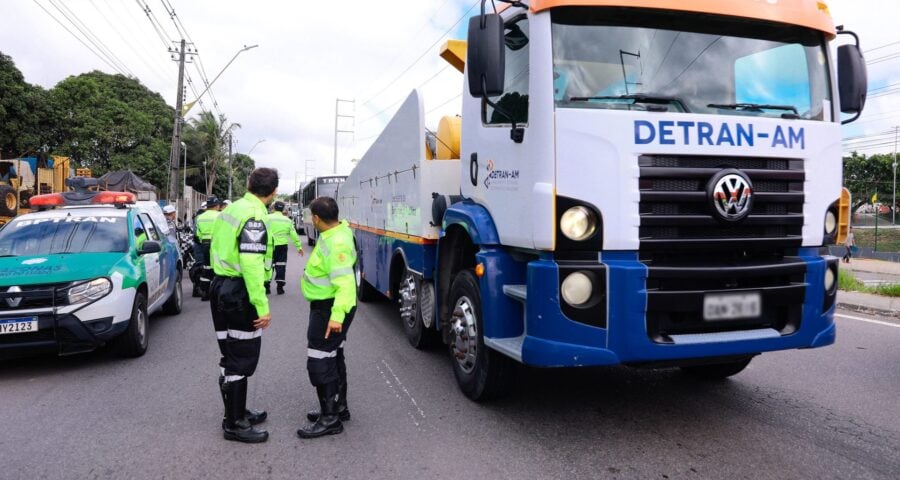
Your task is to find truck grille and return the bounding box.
[639,155,804,250]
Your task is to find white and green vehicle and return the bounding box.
[0,185,183,359]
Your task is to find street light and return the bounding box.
[182,44,259,115]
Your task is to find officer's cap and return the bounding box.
[206,196,222,207]
[273,201,285,212]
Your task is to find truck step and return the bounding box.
[484,336,525,362]
[502,285,527,303]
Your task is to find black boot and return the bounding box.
[222,378,269,443]
[298,384,343,438]
[276,283,285,295]
[307,379,349,422]
[219,376,267,429]
[264,282,271,295]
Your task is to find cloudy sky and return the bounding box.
[1,1,897,193]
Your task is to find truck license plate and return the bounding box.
[0,317,38,335]
[703,293,761,321]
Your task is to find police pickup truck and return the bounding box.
[0,179,183,358]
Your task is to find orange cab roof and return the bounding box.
[529,0,836,38]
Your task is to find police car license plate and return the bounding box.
[0,317,38,335]
[703,293,761,321]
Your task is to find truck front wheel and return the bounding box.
[448,270,514,401]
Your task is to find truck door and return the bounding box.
[460,12,554,250]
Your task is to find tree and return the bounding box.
[183,111,239,195]
[46,71,173,188]
[0,52,52,158]
[843,152,896,212]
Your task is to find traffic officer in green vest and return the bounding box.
[208,168,278,444]
[297,196,357,439]
[265,201,303,295]
[193,196,223,300]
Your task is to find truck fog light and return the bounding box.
[824,210,837,235]
[560,206,597,241]
[561,272,593,306]
[824,267,836,293]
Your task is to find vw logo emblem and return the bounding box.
[6,286,22,308]
[707,169,754,223]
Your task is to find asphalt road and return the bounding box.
[2,247,900,480]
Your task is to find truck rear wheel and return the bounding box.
[448,269,514,401]
[0,185,17,216]
[681,357,752,380]
[115,291,149,358]
[399,270,438,349]
[355,259,379,302]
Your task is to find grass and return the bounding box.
[838,269,900,297]
[852,227,900,252]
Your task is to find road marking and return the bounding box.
[835,313,900,329]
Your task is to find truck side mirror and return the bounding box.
[466,13,505,98]
[836,30,868,124]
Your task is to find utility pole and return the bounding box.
[893,126,898,225]
[167,40,194,203]
[333,98,355,175]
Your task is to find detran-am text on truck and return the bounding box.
[338,0,868,400]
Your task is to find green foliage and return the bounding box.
[46,71,173,189]
[183,111,240,196]
[0,52,52,158]
[872,283,900,297]
[843,152,897,212]
[852,228,900,252]
[838,269,866,292]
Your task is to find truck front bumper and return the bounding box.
[479,248,837,368]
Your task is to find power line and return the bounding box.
[359,0,480,108]
[135,0,175,49]
[865,40,900,54]
[110,0,176,77]
[426,93,462,115]
[358,64,454,125]
[46,0,135,76]
[88,0,170,84]
[30,0,127,75]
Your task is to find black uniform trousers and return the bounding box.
[272,245,288,285]
[199,241,213,291]
[210,276,262,380]
[307,298,355,387]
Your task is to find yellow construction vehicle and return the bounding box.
[0,155,80,226]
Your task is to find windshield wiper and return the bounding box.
[708,103,799,118]
[567,94,685,112]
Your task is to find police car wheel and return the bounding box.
[115,291,149,358]
[163,271,183,315]
[400,270,437,349]
[681,357,753,380]
[447,270,514,401]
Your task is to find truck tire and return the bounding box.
[355,258,379,303]
[0,185,17,216]
[115,291,149,358]
[399,270,438,349]
[162,269,183,315]
[448,269,514,401]
[681,357,752,380]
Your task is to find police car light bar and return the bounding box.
[29,191,137,208]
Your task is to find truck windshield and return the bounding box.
[0,216,129,256]
[551,8,832,120]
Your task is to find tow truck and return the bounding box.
[0,178,183,358]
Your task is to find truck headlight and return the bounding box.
[824,209,838,236]
[68,278,112,304]
[560,206,597,241]
[824,266,837,294]
[561,271,593,306]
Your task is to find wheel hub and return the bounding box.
[399,273,418,329]
[450,296,478,374]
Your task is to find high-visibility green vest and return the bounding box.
[195,209,220,242]
[301,220,356,324]
[266,211,302,250]
[211,193,273,317]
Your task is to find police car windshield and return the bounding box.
[0,215,129,256]
[551,8,832,120]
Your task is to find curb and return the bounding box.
[836,301,899,319]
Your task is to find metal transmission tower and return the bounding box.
[333,98,355,174]
[167,39,195,203]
